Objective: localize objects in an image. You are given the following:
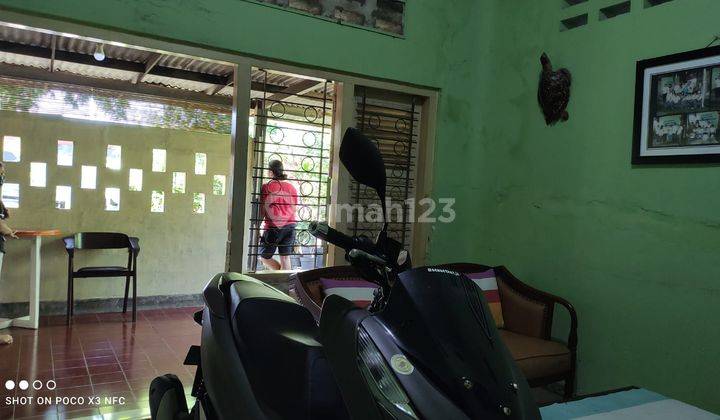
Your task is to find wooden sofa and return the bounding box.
[291,263,578,398]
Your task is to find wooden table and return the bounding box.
[0,229,61,330]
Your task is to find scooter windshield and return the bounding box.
[376,266,541,419]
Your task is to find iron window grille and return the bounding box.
[247,69,334,272]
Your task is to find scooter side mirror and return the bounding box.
[340,128,387,222]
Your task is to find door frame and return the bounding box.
[0,10,439,275]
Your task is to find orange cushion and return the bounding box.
[498,330,571,380]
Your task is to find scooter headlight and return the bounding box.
[357,327,418,419]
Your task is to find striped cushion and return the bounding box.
[320,277,378,309]
[466,269,505,328]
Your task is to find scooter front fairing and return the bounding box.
[319,266,541,420]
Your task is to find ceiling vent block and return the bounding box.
[645,0,674,8]
[560,13,588,31]
[600,1,631,20]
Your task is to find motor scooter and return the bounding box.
[149,127,540,420]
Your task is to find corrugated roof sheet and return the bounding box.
[0,53,46,69]
[143,74,214,93]
[0,25,52,47]
[0,23,331,100]
[55,61,138,82]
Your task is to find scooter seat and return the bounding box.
[228,279,348,420]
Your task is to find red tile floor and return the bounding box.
[1,307,201,419]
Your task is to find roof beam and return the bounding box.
[49,35,56,72]
[0,40,228,86]
[135,52,162,84]
[0,62,233,107]
[0,39,301,104]
[266,78,325,101]
[0,60,294,107]
[149,65,227,85]
[209,71,234,96]
[0,39,147,74]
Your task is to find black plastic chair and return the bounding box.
[63,232,140,324]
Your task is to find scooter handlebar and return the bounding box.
[348,249,387,266]
[308,222,355,251]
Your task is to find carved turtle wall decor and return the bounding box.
[538,52,571,125]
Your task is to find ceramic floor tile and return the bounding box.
[55,376,91,389]
[89,372,125,385]
[92,381,131,395]
[1,307,199,419]
[86,363,121,375]
[54,367,88,380]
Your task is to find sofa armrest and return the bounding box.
[292,273,323,322]
[293,265,365,323]
[495,266,577,350]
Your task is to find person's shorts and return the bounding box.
[260,224,296,259]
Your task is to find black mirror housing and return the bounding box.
[339,127,387,202]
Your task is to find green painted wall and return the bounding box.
[0,0,488,306]
[0,111,230,303]
[429,0,720,413]
[0,0,463,89]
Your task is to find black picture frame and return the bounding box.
[632,45,720,164]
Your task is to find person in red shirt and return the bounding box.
[259,160,298,270]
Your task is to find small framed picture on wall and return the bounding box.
[633,45,720,164]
